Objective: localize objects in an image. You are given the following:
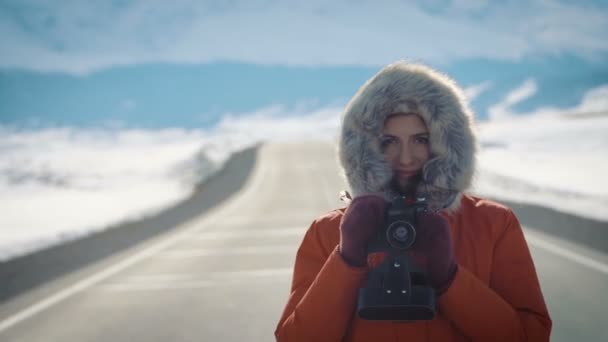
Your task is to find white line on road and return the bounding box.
[119,268,293,281]
[214,217,313,226]
[0,228,197,333]
[157,245,295,258]
[96,268,293,292]
[525,232,608,275]
[183,227,304,240]
[0,148,270,334]
[100,280,218,291]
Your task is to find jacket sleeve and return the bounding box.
[438,209,552,341]
[275,219,369,342]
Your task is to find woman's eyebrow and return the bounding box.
[412,132,429,137]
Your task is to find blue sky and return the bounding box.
[1,0,607,128]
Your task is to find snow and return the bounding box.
[1,107,606,262]
[474,112,608,222]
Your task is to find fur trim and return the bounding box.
[337,61,477,213]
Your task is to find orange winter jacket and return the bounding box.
[275,195,552,341]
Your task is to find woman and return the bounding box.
[275,62,552,341]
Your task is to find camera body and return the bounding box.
[367,196,426,253]
[357,196,436,321]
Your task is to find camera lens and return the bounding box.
[386,221,416,250]
[393,226,410,242]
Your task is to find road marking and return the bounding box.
[0,230,197,333]
[206,268,292,278]
[157,245,295,258]
[100,280,217,291]
[214,217,312,225]
[525,233,608,275]
[0,147,270,333]
[96,268,293,292]
[120,268,292,281]
[183,227,304,240]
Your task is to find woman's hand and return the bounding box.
[339,194,457,293]
[339,194,386,267]
[408,211,458,294]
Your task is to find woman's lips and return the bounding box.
[398,171,419,179]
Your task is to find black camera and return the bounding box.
[356,196,436,321]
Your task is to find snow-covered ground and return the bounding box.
[1,107,606,262]
[474,112,608,222]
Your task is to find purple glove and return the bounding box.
[407,211,458,295]
[339,195,386,267]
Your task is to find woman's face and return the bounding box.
[380,113,431,195]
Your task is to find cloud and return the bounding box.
[526,84,608,117]
[568,85,608,114]
[488,79,538,120]
[488,81,608,120]
[464,81,492,101]
[1,0,607,73]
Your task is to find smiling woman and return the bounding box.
[380,113,431,198]
[275,61,552,341]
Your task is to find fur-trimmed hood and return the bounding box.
[338,61,478,212]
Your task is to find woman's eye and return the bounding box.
[380,137,397,150]
[415,136,429,145]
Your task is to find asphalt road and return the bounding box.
[0,142,607,341]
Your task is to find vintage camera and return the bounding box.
[357,196,436,321]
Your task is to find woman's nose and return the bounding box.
[399,143,416,166]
